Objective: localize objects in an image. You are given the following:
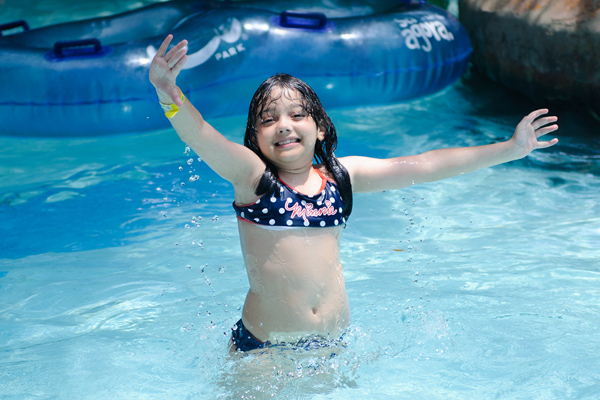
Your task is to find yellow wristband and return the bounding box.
[159,91,186,118]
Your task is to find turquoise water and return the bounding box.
[2,1,600,399]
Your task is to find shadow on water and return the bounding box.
[455,68,600,174]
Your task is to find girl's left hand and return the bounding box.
[511,109,559,157]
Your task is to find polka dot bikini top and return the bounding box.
[233,168,346,229]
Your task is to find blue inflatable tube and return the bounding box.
[0,0,471,137]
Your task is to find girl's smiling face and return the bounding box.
[255,87,325,169]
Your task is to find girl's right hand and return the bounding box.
[149,34,188,106]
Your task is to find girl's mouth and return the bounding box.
[275,138,301,147]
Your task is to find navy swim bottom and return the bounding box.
[230,319,346,352]
[231,319,270,352]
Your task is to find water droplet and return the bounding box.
[218,266,226,273]
[180,182,185,186]
[189,175,199,182]
[178,166,183,171]
[187,158,194,165]
[212,215,219,222]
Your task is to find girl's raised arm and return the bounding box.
[148,35,265,202]
[341,109,559,193]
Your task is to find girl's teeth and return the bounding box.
[278,139,297,145]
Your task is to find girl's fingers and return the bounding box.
[528,108,549,120]
[156,34,173,58]
[535,124,559,138]
[171,54,188,76]
[532,116,558,130]
[536,138,559,148]
[171,87,184,107]
[165,40,188,63]
[167,46,187,69]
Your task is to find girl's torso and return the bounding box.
[233,167,350,342]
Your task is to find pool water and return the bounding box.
[2,1,600,399]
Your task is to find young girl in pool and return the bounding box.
[149,35,559,352]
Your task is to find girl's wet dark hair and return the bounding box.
[243,73,353,221]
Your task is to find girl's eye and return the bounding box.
[293,113,305,119]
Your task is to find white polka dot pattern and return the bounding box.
[233,170,346,228]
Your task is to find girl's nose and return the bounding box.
[277,120,291,134]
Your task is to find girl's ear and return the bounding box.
[317,125,326,141]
